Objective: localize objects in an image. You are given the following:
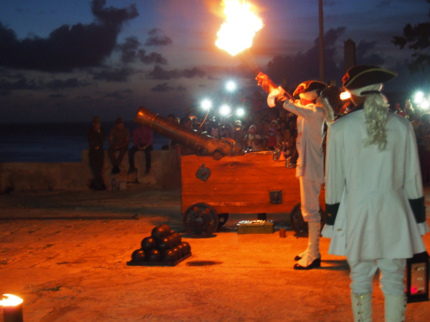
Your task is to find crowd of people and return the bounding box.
[165,107,300,166]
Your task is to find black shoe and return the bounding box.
[293,257,321,270]
[294,255,302,261]
[144,168,150,175]
[127,168,136,175]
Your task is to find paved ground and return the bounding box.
[0,186,429,322]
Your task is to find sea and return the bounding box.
[0,122,170,163]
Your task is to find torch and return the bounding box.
[1,294,24,322]
[215,0,286,96]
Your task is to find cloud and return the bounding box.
[48,93,67,99]
[137,50,168,65]
[151,82,175,92]
[117,36,141,63]
[147,65,206,80]
[144,28,173,46]
[46,78,89,91]
[0,75,41,95]
[265,27,346,87]
[92,67,134,82]
[356,40,385,66]
[0,0,138,72]
[103,89,133,100]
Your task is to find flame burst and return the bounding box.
[216,0,263,56]
[0,294,23,307]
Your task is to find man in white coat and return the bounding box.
[257,74,327,270]
[322,65,429,321]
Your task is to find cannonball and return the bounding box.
[146,248,161,262]
[167,234,177,247]
[157,237,172,252]
[151,224,171,241]
[162,249,177,262]
[141,236,157,251]
[131,249,146,262]
[176,244,185,257]
[181,242,191,255]
[170,232,182,245]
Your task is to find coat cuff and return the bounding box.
[409,197,426,223]
[321,224,333,238]
[417,221,430,236]
[325,203,340,225]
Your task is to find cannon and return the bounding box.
[134,106,325,237]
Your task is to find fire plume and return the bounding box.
[0,294,23,307]
[215,0,263,56]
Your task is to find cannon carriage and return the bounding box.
[135,106,325,237]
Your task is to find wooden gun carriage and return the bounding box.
[135,106,325,237]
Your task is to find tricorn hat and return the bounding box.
[342,65,397,90]
[293,80,327,97]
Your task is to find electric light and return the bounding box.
[340,91,351,100]
[219,104,231,116]
[201,99,212,110]
[420,100,430,110]
[414,91,424,104]
[226,81,237,92]
[236,107,245,117]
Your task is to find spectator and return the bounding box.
[108,118,130,174]
[244,124,257,150]
[86,116,106,191]
[128,124,153,175]
[251,134,263,151]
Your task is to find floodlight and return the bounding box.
[219,104,231,116]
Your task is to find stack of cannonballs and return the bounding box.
[130,224,191,264]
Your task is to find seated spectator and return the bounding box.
[108,118,130,174]
[128,124,153,175]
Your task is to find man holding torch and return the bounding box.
[257,74,328,270]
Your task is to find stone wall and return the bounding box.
[0,150,181,194]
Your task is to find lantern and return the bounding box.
[405,251,429,303]
[1,294,24,322]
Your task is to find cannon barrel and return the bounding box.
[134,106,239,157]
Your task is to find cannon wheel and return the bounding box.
[183,203,219,237]
[290,202,326,236]
[217,213,229,230]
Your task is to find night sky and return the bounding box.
[0,0,429,123]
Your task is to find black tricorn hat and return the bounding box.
[293,80,327,97]
[342,65,397,90]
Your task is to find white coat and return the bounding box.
[283,100,325,183]
[322,108,429,262]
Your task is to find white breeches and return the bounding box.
[348,258,406,296]
[299,177,321,223]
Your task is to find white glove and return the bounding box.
[267,87,288,108]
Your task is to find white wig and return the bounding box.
[349,84,389,150]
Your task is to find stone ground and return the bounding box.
[0,185,430,322]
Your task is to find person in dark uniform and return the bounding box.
[87,116,106,191]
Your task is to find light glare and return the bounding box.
[414,91,424,104]
[226,81,237,92]
[220,104,231,116]
[201,99,212,110]
[236,108,245,116]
